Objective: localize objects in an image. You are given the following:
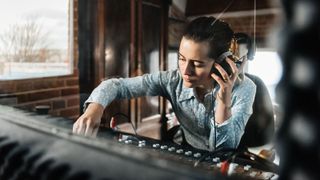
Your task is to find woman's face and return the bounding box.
[178,37,214,89]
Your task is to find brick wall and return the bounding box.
[0,0,80,120]
[223,13,280,47]
[169,4,281,48]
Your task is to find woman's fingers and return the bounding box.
[84,121,94,136]
[211,72,225,87]
[226,58,239,81]
[78,121,86,135]
[213,63,229,82]
[73,116,100,136]
[72,122,78,133]
[92,128,99,137]
[84,120,100,137]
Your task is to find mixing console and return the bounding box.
[97,127,279,179]
[0,105,279,179]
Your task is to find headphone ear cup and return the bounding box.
[229,38,238,55]
[247,36,255,60]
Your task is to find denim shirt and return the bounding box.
[85,69,256,151]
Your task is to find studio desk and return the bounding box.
[0,105,279,180]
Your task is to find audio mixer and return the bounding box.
[0,105,279,179]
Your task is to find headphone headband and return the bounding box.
[216,51,232,63]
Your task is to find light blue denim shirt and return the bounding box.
[85,69,256,151]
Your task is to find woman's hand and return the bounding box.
[73,103,104,137]
[211,57,242,105]
[210,57,242,123]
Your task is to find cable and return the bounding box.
[253,0,256,53]
[211,0,235,26]
[226,148,279,174]
[211,90,217,151]
[194,83,236,167]
[111,112,138,136]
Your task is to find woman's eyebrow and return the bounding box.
[178,52,185,59]
[178,52,205,63]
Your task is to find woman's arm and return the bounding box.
[73,71,173,136]
[209,77,256,150]
[211,58,243,124]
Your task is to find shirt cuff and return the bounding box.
[211,115,232,128]
[83,97,105,113]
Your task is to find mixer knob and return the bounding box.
[138,143,145,148]
[152,143,160,148]
[185,151,192,156]
[193,153,202,158]
[124,140,132,144]
[216,162,222,168]
[244,165,251,171]
[176,149,184,154]
[138,140,146,144]
[212,157,220,163]
[249,171,257,177]
[168,147,176,152]
[160,145,168,150]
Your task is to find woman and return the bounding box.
[73,16,256,151]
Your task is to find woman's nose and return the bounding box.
[183,61,193,75]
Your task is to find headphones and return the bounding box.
[231,33,256,61]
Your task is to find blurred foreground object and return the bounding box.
[277,0,320,179]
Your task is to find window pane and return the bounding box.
[167,50,178,70]
[0,0,71,80]
[248,50,283,102]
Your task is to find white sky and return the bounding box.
[0,0,68,49]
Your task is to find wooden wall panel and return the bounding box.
[103,0,131,124]
[138,2,162,120]
[78,0,169,128]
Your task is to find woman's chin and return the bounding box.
[183,81,195,88]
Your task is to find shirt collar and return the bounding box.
[178,84,221,102]
[178,86,194,102]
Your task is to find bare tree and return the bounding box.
[0,18,53,62]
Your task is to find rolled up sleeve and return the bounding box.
[84,71,172,110]
[209,78,256,150]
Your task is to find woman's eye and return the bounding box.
[193,62,203,67]
[178,58,186,62]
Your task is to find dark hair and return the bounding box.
[233,32,255,60]
[182,16,234,59]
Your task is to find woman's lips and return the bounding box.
[183,75,194,82]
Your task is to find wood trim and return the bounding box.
[159,1,169,115]
[137,0,143,75]
[130,1,137,77]
[130,0,138,128]
[136,0,143,125]
[142,0,161,7]
[94,0,106,86]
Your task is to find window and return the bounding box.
[0,0,71,80]
[167,49,178,70]
[247,49,283,102]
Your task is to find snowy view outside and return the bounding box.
[0,0,71,80]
